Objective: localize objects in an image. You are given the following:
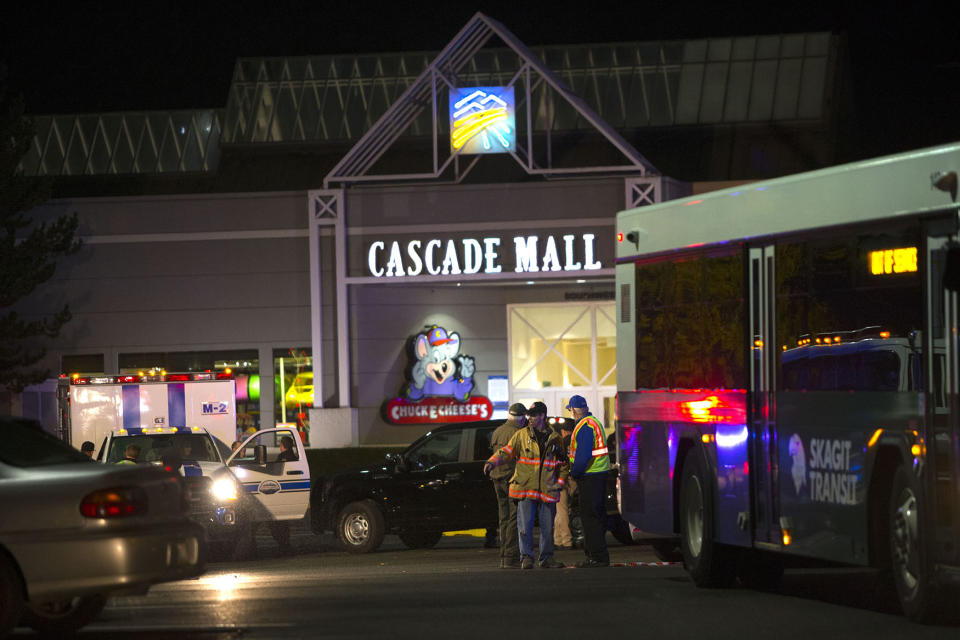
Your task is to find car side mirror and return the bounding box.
[254,444,268,465]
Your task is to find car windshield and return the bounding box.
[105,433,221,464]
[0,417,91,467]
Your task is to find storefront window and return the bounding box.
[508,301,617,424]
[274,348,312,445]
[511,306,592,388]
[61,354,105,375]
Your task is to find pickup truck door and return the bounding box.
[226,427,310,521]
[395,427,466,529]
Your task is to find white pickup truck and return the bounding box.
[100,425,310,559]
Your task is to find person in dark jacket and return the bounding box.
[567,395,611,568]
[487,403,526,568]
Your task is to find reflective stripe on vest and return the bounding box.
[571,415,610,473]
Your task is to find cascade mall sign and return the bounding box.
[366,233,603,278]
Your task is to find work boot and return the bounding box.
[575,559,609,568]
[520,556,534,570]
[501,558,521,569]
[538,559,565,568]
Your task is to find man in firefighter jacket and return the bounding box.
[567,395,611,568]
[484,401,569,569]
[488,402,527,568]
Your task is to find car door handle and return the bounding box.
[286,470,303,475]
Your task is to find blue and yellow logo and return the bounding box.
[450,87,515,154]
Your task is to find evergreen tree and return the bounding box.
[0,66,80,392]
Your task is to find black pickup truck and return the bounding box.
[310,419,635,553]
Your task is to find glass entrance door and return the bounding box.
[508,302,617,429]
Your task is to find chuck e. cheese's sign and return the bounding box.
[366,232,605,279]
[385,325,492,425]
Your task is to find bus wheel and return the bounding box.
[680,453,735,587]
[888,465,941,621]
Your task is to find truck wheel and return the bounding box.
[20,595,106,636]
[0,554,24,637]
[398,529,443,549]
[889,465,942,621]
[337,500,385,554]
[679,452,735,587]
[651,540,683,562]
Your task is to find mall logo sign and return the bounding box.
[449,86,516,154]
[385,325,493,425]
[367,233,602,278]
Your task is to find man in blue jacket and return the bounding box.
[567,395,610,568]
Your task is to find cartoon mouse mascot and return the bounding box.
[404,326,475,402]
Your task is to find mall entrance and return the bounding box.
[508,301,616,431]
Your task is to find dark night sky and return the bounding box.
[2,0,959,158]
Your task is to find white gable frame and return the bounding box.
[323,12,658,188]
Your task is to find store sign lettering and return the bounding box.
[367,234,602,278]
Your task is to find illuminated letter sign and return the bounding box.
[450,87,516,154]
[868,247,917,275]
[365,234,604,278]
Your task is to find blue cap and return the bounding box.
[565,395,588,410]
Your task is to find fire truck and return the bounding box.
[57,372,310,559]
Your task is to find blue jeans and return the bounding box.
[517,498,557,562]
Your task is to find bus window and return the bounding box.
[776,229,921,393]
[634,251,745,390]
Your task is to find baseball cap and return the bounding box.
[508,402,527,417]
[565,395,588,410]
[526,401,548,416]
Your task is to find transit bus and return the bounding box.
[614,142,960,620]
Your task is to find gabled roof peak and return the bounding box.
[324,12,657,188]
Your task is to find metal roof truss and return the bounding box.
[324,12,657,187]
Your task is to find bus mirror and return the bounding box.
[943,246,960,291]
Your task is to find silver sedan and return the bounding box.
[0,416,207,637]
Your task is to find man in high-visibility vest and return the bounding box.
[567,395,610,568]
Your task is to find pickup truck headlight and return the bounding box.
[211,477,239,501]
